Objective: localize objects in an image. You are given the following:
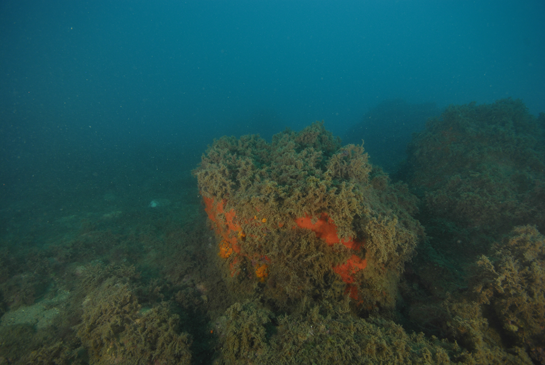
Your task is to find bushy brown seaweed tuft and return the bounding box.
[471,225,545,364]
[77,278,192,365]
[213,297,532,364]
[214,300,272,363]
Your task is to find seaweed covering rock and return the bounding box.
[195,122,423,314]
[214,300,272,363]
[77,278,192,365]
[213,298,530,365]
[472,225,545,364]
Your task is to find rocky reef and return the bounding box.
[1,100,544,364]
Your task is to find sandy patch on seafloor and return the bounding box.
[0,289,70,330]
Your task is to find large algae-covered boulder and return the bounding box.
[194,122,423,313]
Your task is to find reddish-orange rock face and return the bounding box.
[203,195,367,300]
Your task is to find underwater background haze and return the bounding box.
[2,0,545,193]
[1,1,545,364]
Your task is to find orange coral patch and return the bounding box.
[218,240,233,258]
[229,257,240,277]
[255,264,268,282]
[345,284,363,302]
[295,213,362,250]
[203,197,241,253]
[203,196,218,223]
[332,255,367,284]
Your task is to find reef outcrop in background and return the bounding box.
[1,100,543,364]
[402,98,545,293]
[398,98,545,365]
[407,98,545,235]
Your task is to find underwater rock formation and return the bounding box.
[195,122,423,314]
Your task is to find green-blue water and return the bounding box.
[1,1,544,364]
